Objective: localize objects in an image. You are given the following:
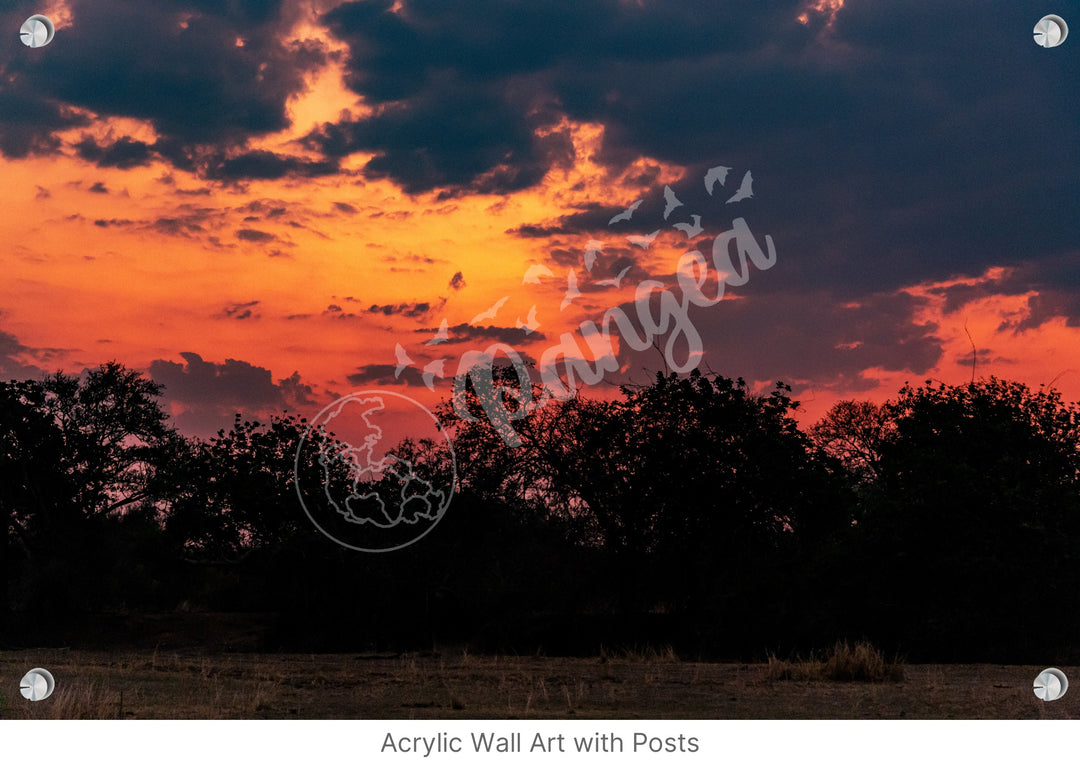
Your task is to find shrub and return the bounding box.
[766,640,903,682]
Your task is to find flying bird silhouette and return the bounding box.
[662,186,683,220]
[515,305,541,335]
[561,270,581,310]
[595,265,632,289]
[627,229,661,250]
[673,214,703,238]
[422,358,446,391]
[608,199,643,225]
[425,318,450,345]
[704,165,732,195]
[725,170,753,204]
[522,264,555,284]
[394,343,415,378]
[583,239,604,272]
[469,295,510,326]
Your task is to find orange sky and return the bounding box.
[2,0,1079,438]
[5,104,1080,434]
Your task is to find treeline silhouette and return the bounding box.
[2,362,1079,663]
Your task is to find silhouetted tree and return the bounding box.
[163,414,316,565]
[809,400,893,487]
[851,378,1080,659]
[0,363,180,614]
[440,368,843,652]
[1,379,63,626]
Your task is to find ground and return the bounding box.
[0,648,1072,719]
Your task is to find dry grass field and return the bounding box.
[0,645,1073,720]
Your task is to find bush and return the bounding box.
[765,640,903,682]
[822,640,903,682]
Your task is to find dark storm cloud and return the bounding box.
[915,251,1080,333]
[506,204,617,239]
[149,351,315,437]
[615,287,943,395]
[207,149,340,181]
[0,0,325,164]
[302,77,574,194]
[307,0,1078,305]
[305,0,815,194]
[995,253,1080,331]
[1006,290,1080,332]
[74,136,154,169]
[0,85,89,158]
[2,0,1076,394]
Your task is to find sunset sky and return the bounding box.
[1,0,1078,438]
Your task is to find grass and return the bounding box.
[598,643,679,663]
[0,646,1068,719]
[765,640,905,683]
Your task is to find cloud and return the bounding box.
[449,271,466,291]
[0,85,90,158]
[2,0,1078,406]
[914,256,1080,334]
[506,204,614,239]
[236,228,276,243]
[24,1,322,141]
[0,318,75,380]
[207,149,339,181]
[302,0,818,195]
[367,301,436,319]
[149,351,315,437]
[152,213,209,238]
[1,0,327,170]
[346,363,433,389]
[0,328,44,380]
[616,287,943,395]
[304,0,1079,312]
[384,252,442,265]
[414,323,543,346]
[74,136,154,169]
[218,301,261,320]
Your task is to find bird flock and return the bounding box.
[396,163,757,391]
